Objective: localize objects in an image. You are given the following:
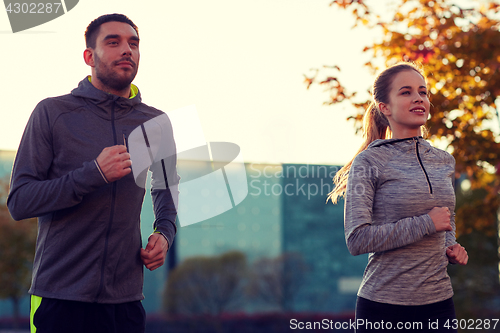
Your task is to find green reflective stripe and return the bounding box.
[129,84,138,99]
[87,75,138,99]
[30,295,42,333]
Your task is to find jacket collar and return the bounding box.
[369,136,432,152]
[71,76,142,120]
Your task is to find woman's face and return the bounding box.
[379,70,430,138]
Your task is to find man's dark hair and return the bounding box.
[85,13,139,49]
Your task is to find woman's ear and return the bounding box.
[378,102,391,117]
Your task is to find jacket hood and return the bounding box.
[71,76,142,120]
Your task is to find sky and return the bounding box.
[0,0,383,166]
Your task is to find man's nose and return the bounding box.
[121,44,132,56]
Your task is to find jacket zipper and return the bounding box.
[414,137,433,194]
[94,100,118,302]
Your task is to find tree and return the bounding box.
[304,0,500,320]
[305,0,500,236]
[247,253,307,312]
[164,251,247,316]
[0,176,37,328]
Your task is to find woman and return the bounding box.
[329,62,468,332]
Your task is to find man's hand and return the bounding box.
[428,207,452,232]
[446,243,468,265]
[140,233,169,271]
[96,145,131,182]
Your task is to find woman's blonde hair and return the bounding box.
[328,62,427,204]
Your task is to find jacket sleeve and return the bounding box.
[7,100,107,221]
[445,156,458,248]
[148,114,180,246]
[344,153,437,256]
[445,213,457,248]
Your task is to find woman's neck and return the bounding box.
[390,127,422,140]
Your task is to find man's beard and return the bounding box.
[94,54,138,92]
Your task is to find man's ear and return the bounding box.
[83,48,95,67]
[378,102,391,117]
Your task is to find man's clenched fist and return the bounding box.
[96,145,132,182]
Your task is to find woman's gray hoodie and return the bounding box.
[344,136,456,306]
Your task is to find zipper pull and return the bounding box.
[122,130,128,152]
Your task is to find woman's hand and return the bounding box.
[428,207,452,232]
[446,243,468,265]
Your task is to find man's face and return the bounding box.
[91,21,140,92]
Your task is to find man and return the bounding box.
[7,14,179,333]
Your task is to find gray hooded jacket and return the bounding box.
[344,136,456,306]
[7,77,179,303]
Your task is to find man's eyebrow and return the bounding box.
[103,34,120,41]
[102,34,139,42]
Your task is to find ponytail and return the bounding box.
[327,102,390,204]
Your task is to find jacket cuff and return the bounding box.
[423,214,436,234]
[154,222,176,248]
[94,160,109,183]
[72,160,109,196]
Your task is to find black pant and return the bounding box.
[33,297,146,333]
[355,297,458,332]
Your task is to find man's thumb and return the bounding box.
[145,235,159,252]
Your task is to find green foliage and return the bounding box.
[246,253,307,312]
[164,251,247,315]
[0,176,37,324]
[163,251,308,315]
